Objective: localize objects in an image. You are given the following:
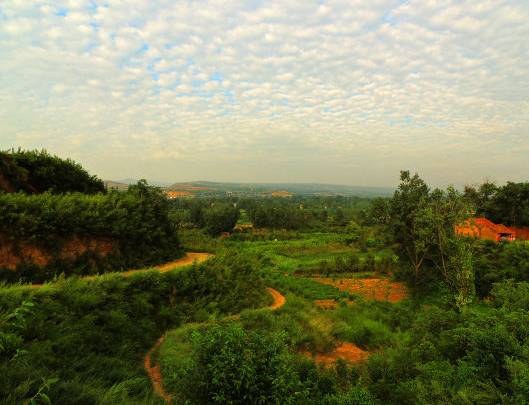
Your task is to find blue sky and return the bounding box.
[1,0,528,187]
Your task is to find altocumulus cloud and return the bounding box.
[0,0,528,186]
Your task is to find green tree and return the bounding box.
[1,149,105,194]
[428,187,475,309]
[180,323,301,404]
[388,171,432,279]
[203,203,240,236]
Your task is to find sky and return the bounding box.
[1,0,528,187]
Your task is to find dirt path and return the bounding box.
[144,336,172,403]
[29,252,213,288]
[144,286,286,404]
[122,252,212,276]
[267,287,286,309]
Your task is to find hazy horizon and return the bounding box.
[1,1,528,188]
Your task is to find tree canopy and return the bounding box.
[0,149,105,194]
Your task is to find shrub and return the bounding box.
[0,252,268,404]
[0,181,183,282]
[0,149,105,194]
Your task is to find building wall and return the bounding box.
[512,227,529,241]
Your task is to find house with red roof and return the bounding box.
[456,217,516,242]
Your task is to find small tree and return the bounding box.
[387,171,475,308]
[428,187,475,309]
[389,171,432,279]
[203,204,240,236]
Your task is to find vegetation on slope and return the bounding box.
[0,252,267,404]
[0,180,183,283]
[2,157,529,404]
[0,149,105,194]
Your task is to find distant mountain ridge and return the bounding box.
[105,179,393,197]
[167,181,394,197]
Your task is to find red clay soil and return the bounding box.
[144,336,173,404]
[145,286,286,404]
[122,252,213,276]
[0,235,115,270]
[303,343,369,366]
[312,277,408,303]
[29,252,213,288]
[267,287,286,310]
[314,299,339,310]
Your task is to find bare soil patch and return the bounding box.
[0,173,15,192]
[314,299,338,310]
[123,252,213,276]
[0,235,115,270]
[311,277,408,303]
[144,336,172,404]
[303,342,369,366]
[267,287,286,310]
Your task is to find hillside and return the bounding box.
[0,149,105,194]
[166,181,394,197]
[103,180,129,190]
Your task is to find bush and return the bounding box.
[0,149,105,194]
[0,181,183,282]
[362,282,529,403]
[174,323,301,404]
[0,252,268,404]
[203,203,240,236]
[474,240,529,297]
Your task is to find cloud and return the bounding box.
[0,0,528,186]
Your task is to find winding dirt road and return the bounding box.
[144,286,286,404]
[30,252,213,288]
[123,252,213,276]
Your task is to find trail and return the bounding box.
[30,252,212,288]
[122,252,212,276]
[144,286,286,404]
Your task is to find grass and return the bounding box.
[2,226,407,403]
[268,273,350,300]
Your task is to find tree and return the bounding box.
[464,181,529,227]
[203,204,240,236]
[387,172,475,308]
[179,323,301,404]
[428,187,475,309]
[1,149,105,194]
[388,171,431,278]
[366,197,391,226]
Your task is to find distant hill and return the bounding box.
[114,178,172,187]
[104,179,393,197]
[166,181,393,197]
[104,180,129,191]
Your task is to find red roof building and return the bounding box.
[456,217,516,242]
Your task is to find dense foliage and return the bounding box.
[161,317,376,405]
[361,281,529,404]
[202,203,240,236]
[376,171,474,309]
[169,196,370,232]
[0,149,105,194]
[465,181,529,227]
[0,180,182,282]
[474,239,529,297]
[173,323,301,404]
[0,252,268,404]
